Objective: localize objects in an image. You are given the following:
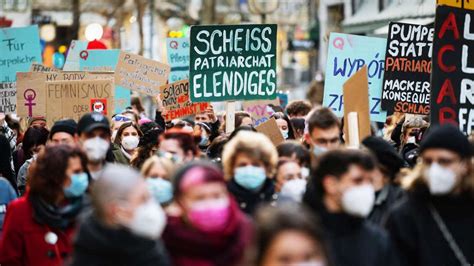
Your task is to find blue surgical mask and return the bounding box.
[199,134,209,147]
[147,178,173,204]
[281,130,289,139]
[234,166,266,191]
[64,172,89,198]
[312,145,328,156]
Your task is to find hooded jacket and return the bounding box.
[70,213,170,266]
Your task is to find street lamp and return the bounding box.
[248,0,279,24]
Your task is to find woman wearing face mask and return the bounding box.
[251,204,331,266]
[270,112,296,140]
[141,156,175,206]
[71,164,170,266]
[112,122,143,165]
[0,145,88,266]
[194,122,215,152]
[222,131,278,215]
[386,125,474,266]
[162,162,253,266]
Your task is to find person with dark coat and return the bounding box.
[362,136,405,225]
[303,149,399,266]
[222,131,278,215]
[0,145,88,266]
[162,162,253,266]
[385,125,474,266]
[71,165,169,266]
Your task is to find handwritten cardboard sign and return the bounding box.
[115,51,170,96]
[159,79,209,121]
[16,72,114,119]
[343,66,371,144]
[381,22,433,115]
[0,25,42,82]
[78,49,130,114]
[0,82,16,114]
[167,38,190,82]
[190,24,278,102]
[63,40,88,71]
[255,117,284,146]
[323,33,387,122]
[242,98,279,126]
[30,63,59,73]
[45,79,114,125]
[431,4,474,134]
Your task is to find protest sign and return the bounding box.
[323,33,387,122]
[30,63,59,73]
[16,72,114,118]
[431,4,474,134]
[63,40,88,71]
[78,49,130,114]
[0,82,16,113]
[343,66,371,145]
[381,22,433,115]
[45,79,114,125]
[159,80,209,121]
[255,117,284,146]
[0,25,42,82]
[115,51,170,96]
[190,24,278,102]
[242,98,279,126]
[166,38,190,82]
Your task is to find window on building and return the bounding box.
[351,0,364,14]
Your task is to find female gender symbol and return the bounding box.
[24,89,37,117]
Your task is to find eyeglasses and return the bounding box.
[112,115,131,122]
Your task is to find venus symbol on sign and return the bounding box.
[24,89,37,117]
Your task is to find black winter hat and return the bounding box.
[49,119,77,139]
[77,112,110,135]
[362,136,404,179]
[419,124,471,159]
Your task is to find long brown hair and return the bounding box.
[28,145,88,204]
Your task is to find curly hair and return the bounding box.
[28,145,88,204]
[130,123,163,169]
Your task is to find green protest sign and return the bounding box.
[190,24,277,102]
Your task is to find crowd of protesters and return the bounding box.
[0,97,473,266]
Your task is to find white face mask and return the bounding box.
[280,179,307,202]
[341,184,375,217]
[312,145,328,156]
[293,260,326,266]
[83,137,110,162]
[128,199,166,239]
[424,163,457,195]
[121,136,139,150]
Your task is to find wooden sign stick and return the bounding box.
[226,101,236,134]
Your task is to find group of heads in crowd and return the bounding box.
[0,96,473,266]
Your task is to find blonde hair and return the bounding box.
[140,155,175,180]
[222,131,278,180]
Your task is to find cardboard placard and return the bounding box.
[242,98,279,126]
[115,51,170,96]
[78,49,130,114]
[30,63,59,73]
[166,38,190,82]
[255,117,284,146]
[190,24,278,102]
[343,66,371,144]
[381,22,433,115]
[16,72,114,118]
[0,82,16,114]
[431,4,474,134]
[323,33,387,122]
[45,79,114,126]
[159,79,209,121]
[63,40,88,71]
[0,25,42,82]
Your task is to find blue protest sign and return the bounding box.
[166,38,190,82]
[63,40,88,71]
[79,49,130,114]
[323,33,387,122]
[0,25,42,82]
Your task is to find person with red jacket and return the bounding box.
[0,145,89,266]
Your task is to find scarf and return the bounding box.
[162,199,252,266]
[29,193,83,229]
